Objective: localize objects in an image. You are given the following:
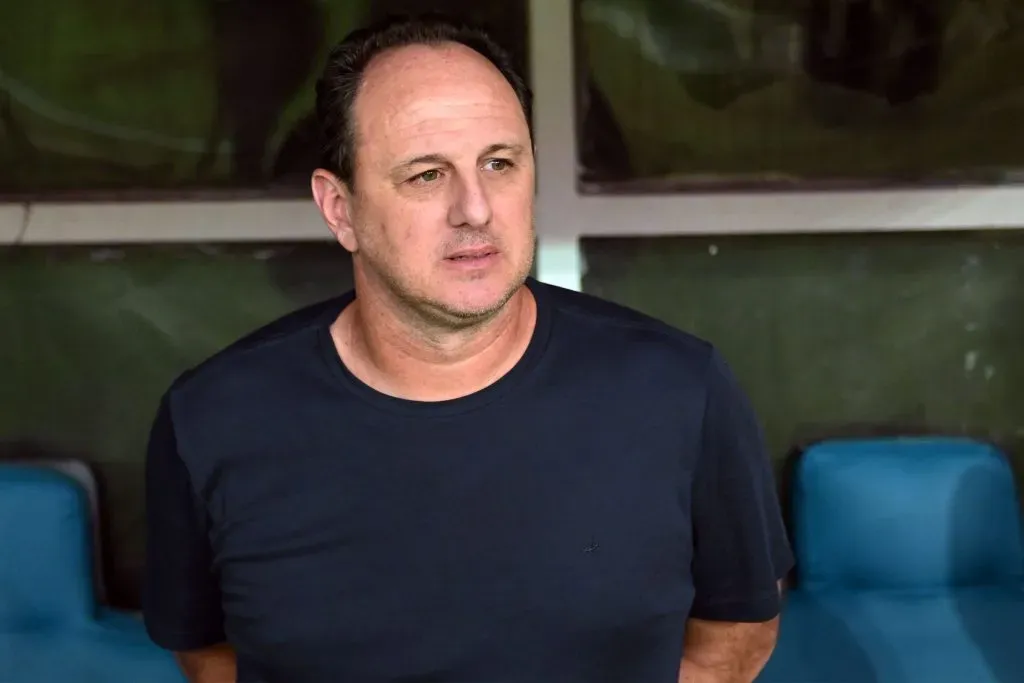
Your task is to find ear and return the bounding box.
[311,169,358,252]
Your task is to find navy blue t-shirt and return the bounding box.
[143,278,793,683]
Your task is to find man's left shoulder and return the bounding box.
[536,280,714,375]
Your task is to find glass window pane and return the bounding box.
[0,1,527,199]
[575,0,1024,191]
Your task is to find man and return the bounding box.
[143,14,792,683]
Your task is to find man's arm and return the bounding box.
[679,349,794,683]
[175,644,238,683]
[678,583,784,683]
[143,390,232,683]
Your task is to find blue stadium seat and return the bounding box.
[0,463,184,682]
[759,437,1024,682]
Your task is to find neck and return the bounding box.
[331,282,536,402]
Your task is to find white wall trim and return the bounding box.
[563,186,1024,236]
[0,204,27,243]
[6,0,1024,293]
[530,0,587,290]
[20,200,329,244]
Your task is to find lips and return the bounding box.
[446,246,498,260]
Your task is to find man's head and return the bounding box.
[311,15,535,329]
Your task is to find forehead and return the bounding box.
[353,42,528,162]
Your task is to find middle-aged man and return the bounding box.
[143,14,793,683]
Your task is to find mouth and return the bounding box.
[445,247,499,261]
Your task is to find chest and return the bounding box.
[203,410,697,680]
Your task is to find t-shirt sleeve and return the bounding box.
[142,391,227,651]
[689,349,794,623]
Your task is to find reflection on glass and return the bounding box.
[0,1,527,199]
[575,0,1024,191]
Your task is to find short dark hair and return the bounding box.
[315,13,533,188]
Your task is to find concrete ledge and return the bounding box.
[20,200,329,244]
[0,204,27,245]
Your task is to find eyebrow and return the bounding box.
[390,143,526,178]
[480,143,526,158]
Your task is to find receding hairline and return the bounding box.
[348,41,531,176]
[357,40,518,104]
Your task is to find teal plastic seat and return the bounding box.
[0,464,184,682]
[759,437,1024,682]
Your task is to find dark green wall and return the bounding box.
[0,243,352,606]
[584,232,1024,461]
[2,232,1023,607]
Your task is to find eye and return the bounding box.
[484,158,513,172]
[410,169,442,184]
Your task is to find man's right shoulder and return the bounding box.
[164,293,349,414]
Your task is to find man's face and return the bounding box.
[339,42,535,324]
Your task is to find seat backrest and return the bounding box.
[0,464,95,626]
[793,437,1024,591]
[4,457,107,604]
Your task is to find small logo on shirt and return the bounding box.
[583,539,600,553]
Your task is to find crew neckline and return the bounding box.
[317,278,553,418]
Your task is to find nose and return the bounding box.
[447,171,493,229]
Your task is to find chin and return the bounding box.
[431,273,526,322]
[438,291,514,320]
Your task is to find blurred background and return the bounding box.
[1,0,1022,616]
